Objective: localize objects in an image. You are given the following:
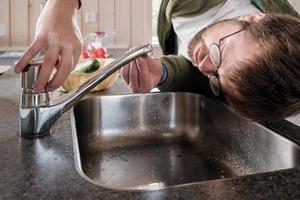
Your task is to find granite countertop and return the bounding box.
[0,59,300,200]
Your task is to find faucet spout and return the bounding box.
[19,44,153,138]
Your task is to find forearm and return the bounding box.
[158,55,213,96]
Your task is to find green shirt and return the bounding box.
[157,0,299,95]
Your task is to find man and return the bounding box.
[120,0,300,121]
[15,0,300,121]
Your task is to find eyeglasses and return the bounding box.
[208,28,247,97]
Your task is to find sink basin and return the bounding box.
[71,92,300,190]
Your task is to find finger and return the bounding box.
[54,55,62,70]
[138,58,156,93]
[47,48,73,91]
[73,47,82,66]
[120,63,130,85]
[126,46,137,53]
[15,39,44,73]
[135,59,141,88]
[34,46,60,93]
[128,60,139,92]
[136,58,148,92]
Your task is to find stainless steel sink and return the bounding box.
[71,92,300,190]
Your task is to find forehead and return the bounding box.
[218,30,260,93]
[219,30,259,72]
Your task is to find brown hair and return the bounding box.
[226,13,300,121]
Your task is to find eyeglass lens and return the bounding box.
[209,44,221,68]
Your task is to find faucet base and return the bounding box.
[20,129,52,139]
[19,44,153,139]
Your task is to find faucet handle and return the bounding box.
[22,65,41,93]
[21,57,51,107]
[21,57,44,94]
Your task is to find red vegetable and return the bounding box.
[81,48,106,59]
[92,48,106,58]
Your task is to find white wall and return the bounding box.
[0,0,152,49]
[1,0,300,51]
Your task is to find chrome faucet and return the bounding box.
[19,44,153,138]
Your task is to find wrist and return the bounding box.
[158,62,167,86]
[47,0,80,15]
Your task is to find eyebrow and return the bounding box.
[218,29,248,81]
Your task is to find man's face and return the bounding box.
[188,13,265,95]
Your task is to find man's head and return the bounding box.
[188,13,300,121]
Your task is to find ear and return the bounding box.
[239,13,266,22]
[250,13,266,22]
[198,55,216,76]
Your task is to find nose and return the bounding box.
[197,55,217,76]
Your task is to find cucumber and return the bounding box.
[74,59,101,73]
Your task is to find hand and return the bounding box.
[14,0,82,93]
[120,56,163,93]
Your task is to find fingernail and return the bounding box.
[15,67,21,74]
[14,60,20,73]
[34,84,44,93]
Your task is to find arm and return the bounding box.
[120,54,213,96]
[158,55,212,95]
[15,0,82,93]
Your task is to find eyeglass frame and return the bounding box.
[208,26,248,98]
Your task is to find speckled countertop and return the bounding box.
[0,58,300,200]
